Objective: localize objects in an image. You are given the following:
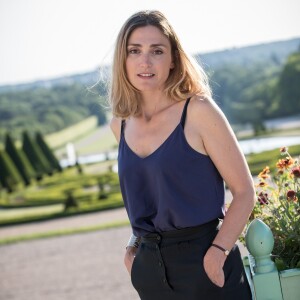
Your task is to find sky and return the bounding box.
[0,0,300,86]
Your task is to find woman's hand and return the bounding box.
[124,246,138,275]
[203,246,226,287]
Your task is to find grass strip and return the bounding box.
[0,219,130,246]
[247,144,300,175]
[0,199,124,227]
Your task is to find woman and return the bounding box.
[109,10,254,300]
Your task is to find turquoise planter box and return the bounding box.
[244,219,300,300]
[280,268,300,300]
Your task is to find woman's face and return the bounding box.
[125,25,174,93]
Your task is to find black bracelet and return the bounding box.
[211,243,230,256]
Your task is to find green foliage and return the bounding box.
[198,37,300,70]
[45,116,98,149]
[0,168,122,226]
[35,131,62,172]
[277,51,300,116]
[252,148,300,270]
[0,220,130,246]
[246,144,300,175]
[5,133,35,186]
[198,41,300,132]
[0,149,22,193]
[206,49,300,133]
[22,131,52,180]
[0,168,120,208]
[64,190,78,211]
[210,62,281,127]
[0,83,107,143]
[97,173,114,200]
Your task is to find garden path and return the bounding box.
[0,226,139,300]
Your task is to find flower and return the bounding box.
[280,146,288,155]
[291,166,300,178]
[276,157,294,169]
[258,166,270,179]
[256,181,268,188]
[250,147,300,271]
[287,190,298,202]
[257,191,269,205]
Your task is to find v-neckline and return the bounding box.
[123,123,182,160]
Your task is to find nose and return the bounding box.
[140,53,152,68]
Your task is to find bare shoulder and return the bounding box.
[189,95,228,129]
[110,116,121,132]
[110,116,122,143]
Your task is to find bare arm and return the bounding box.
[189,96,255,286]
[109,116,122,143]
[110,116,137,274]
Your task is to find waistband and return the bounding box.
[141,219,220,245]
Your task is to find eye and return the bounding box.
[128,48,140,54]
[153,49,163,55]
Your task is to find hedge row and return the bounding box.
[0,131,62,193]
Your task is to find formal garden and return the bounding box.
[0,128,123,228]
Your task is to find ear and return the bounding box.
[170,62,175,69]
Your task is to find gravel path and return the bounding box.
[0,226,139,300]
[0,208,129,239]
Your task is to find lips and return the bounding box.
[138,73,155,77]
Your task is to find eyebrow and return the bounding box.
[127,43,168,48]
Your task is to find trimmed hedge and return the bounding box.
[22,131,52,180]
[0,149,22,192]
[35,131,62,172]
[5,133,35,186]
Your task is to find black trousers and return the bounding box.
[130,220,252,300]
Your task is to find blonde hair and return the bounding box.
[109,10,211,118]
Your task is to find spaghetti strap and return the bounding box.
[180,97,191,129]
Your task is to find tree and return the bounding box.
[64,190,78,211]
[277,51,300,115]
[22,131,52,180]
[35,131,62,172]
[0,149,22,193]
[5,133,35,186]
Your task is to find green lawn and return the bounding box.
[76,127,117,155]
[0,204,64,221]
[46,116,98,149]
[0,220,130,246]
[246,144,300,175]
[0,163,123,226]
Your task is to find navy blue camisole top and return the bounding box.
[118,98,225,237]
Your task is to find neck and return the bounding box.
[140,93,172,122]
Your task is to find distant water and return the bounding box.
[59,136,300,167]
[239,136,300,155]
